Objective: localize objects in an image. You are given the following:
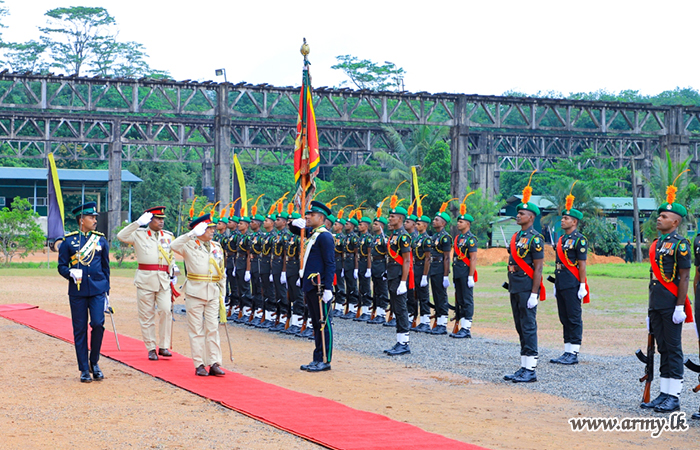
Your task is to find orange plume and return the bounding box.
[377,196,390,218]
[188,196,198,219]
[287,201,294,215]
[522,169,537,204]
[229,198,241,217]
[439,198,459,214]
[407,197,418,216]
[565,181,578,211]
[667,169,689,204]
[417,194,427,217]
[348,209,356,220]
[390,180,407,209]
[460,191,475,216]
[198,202,213,217]
[241,198,251,217]
[357,209,363,220]
[325,195,345,209]
[337,205,353,220]
[220,207,228,218]
[210,201,220,218]
[396,198,405,206]
[251,194,265,216]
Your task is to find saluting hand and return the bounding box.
[136,212,153,226]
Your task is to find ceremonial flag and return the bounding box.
[293,54,320,211]
[47,152,65,240]
[232,154,248,216]
[410,166,421,213]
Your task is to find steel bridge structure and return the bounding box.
[1,72,699,239]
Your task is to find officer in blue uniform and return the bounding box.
[57,202,110,383]
[290,201,335,372]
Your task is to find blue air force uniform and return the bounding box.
[57,202,110,379]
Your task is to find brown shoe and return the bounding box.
[195,365,208,376]
[209,363,225,376]
[148,350,158,361]
[158,348,172,357]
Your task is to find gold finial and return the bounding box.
[300,38,310,57]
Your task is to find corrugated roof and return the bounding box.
[0,167,142,182]
[508,195,657,211]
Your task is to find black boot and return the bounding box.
[503,368,525,381]
[512,368,537,383]
[641,393,669,409]
[653,395,680,413]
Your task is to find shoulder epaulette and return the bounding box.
[65,231,79,237]
[162,230,174,236]
[91,231,105,237]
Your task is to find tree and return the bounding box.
[461,189,506,247]
[418,140,452,215]
[540,179,603,230]
[0,197,45,265]
[90,40,168,78]
[2,40,50,73]
[332,55,405,91]
[111,220,134,267]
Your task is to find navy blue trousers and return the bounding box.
[69,294,106,372]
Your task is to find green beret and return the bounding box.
[218,216,229,224]
[562,208,583,220]
[360,216,372,224]
[277,212,290,220]
[211,216,218,224]
[658,202,687,218]
[374,216,388,226]
[336,218,347,225]
[457,214,474,222]
[418,215,431,224]
[230,216,240,223]
[348,218,358,227]
[390,206,408,217]
[291,212,302,219]
[240,216,251,223]
[435,211,451,225]
[407,215,418,222]
[252,214,265,222]
[327,214,337,223]
[266,214,276,221]
[517,202,541,216]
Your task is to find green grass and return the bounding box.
[0,266,135,278]
[586,263,649,279]
[0,261,139,270]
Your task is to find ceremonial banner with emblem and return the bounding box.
[47,152,65,241]
[232,154,248,217]
[293,57,320,212]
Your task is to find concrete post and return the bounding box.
[450,96,470,200]
[202,158,213,191]
[660,106,690,166]
[470,132,497,200]
[214,84,232,208]
[108,119,122,242]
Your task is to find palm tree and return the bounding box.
[540,178,603,229]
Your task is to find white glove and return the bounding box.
[233,266,237,277]
[527,293,538,309]
[292,218,306,228]
[322,289,333,303]
[244,271,251,282]
[103,295,111,313]
[296,278,301,287]
[672,305,686,324]
[467,276,475,288]
[442,276,450,288]
[269,274,273,282]
[69,268,82,283]
[646,316,650,332]
[420,275,428,287]
[364,269,371,278]
[170,276,178,285]
[191,221,208,237]
[397,281,407,295]
[136,212,153,226]
[577,283,587,300]
[353,269,358,279]
[341,269,345,278]
[280,272,287,285]
[552,284,557,298]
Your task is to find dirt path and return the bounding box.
[0,272,695,449]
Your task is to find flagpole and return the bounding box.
[46,156,50,269]
[298,39,311,270]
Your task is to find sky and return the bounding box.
[1,0,698,97]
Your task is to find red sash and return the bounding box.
[556,237,590,304]
[453,235,478,282]
[649,239,693,323]
[388,240,415,289]
[509,233,546,301]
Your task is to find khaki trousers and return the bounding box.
[185,295,222,368]
[137,287,172,351]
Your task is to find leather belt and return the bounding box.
[272,257,284,263]
[359,257,368,261]
[507,265,520,273]
[432,257,444,263]
[138,264,169,272]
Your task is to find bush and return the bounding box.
[0,197,46,265]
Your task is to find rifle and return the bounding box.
[635,327,655,403]
[451,300,461,334]
[684,354,700,394]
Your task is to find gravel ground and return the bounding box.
[223,312,700,422]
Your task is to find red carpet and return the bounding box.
[0,304,489,450]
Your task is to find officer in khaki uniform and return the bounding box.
[117,206,178,360]
[171,214,227,377]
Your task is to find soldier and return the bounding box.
[234,216,253,323]
[428,200,454,335]
[57,202,109,383]
[225,212,240,314]
[503,176,545,383]
[246,205,265,326]
[368,212,390,325]
[383,200,413,356]
[641,183,692,413]
[270,203,290,332]
[212,210,228,245]
[692,213,700,420]
[341,210,360,319]
[116,206,178,360]
[290,201,335,372]
[284,206,305,335]
[550,185,589,365]
[256,210,276,328]
[171,213,226,377]
[404,207,419,326]
[411,213,432,333]
[451,194,478,339]
[355,211,374,322]
[331,210,347,317]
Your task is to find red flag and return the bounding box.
[293,61,320,211]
